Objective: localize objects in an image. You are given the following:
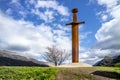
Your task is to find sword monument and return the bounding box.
[58,8,92,67]
[66,8,85,63]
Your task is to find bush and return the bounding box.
[114,63,120,67]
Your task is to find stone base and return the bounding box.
[58,62,92,67]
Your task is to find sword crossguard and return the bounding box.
[66,21,85,26]
[66,8,85,26]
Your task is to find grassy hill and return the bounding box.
[0,67,120,80]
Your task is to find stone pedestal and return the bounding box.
[58,62,92,67]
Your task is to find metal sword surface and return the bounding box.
[66,8,85,63]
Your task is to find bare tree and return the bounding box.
[43,45,70,66]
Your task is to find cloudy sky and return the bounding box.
[0,0,120,65]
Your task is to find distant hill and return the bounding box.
[0,50,49,67]
[94,55,120,66]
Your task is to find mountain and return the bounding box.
[0,50,49,67]
[94,55,120,66]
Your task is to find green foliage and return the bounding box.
[0,67,120,80]
[95,66,120,73]
[114,63,120,67]
[0,67,58,80]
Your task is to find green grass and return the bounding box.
[0,66,120,80]
[115,63,120,67]
[94,66,120,73]
[0,67,58,80]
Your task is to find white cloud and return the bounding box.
[7,0,69,23]
[57,24,71,31]
[80,47,120,65]
[110,5,120,19]
[0,11,71,59]
[8,0,28,19]
[0,13,53,52]
[33,9,55,23]
[35,1,69,16]
[80,48,100,65]
[11,0,19,4]
[79,0,120,65]
[80,31,92,40]
[52,24,71,51]
[0,0,72,63]
[96,0,120,43]
[97,0,118,8]
[87,0,97,5]
[101,15,108,21]
[6,8,12,15]
[19,11,26,18]
[28,0,69,23]
[28,0,36,4]
[88,0,120,64]
[60,17,69,22]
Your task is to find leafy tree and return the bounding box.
[43,45,70,66]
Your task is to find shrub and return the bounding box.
[114,63,120,67]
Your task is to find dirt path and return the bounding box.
[55,68,120,80]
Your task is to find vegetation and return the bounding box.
[114,63,120,67]
[0,67,58,80]
[0,66,120,80]
[43,45,70,66]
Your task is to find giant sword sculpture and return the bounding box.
[66,8,85,63]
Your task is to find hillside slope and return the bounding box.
[0,50,49,66]
[94,55,120,66]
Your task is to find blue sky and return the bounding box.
[0,0,120,64]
